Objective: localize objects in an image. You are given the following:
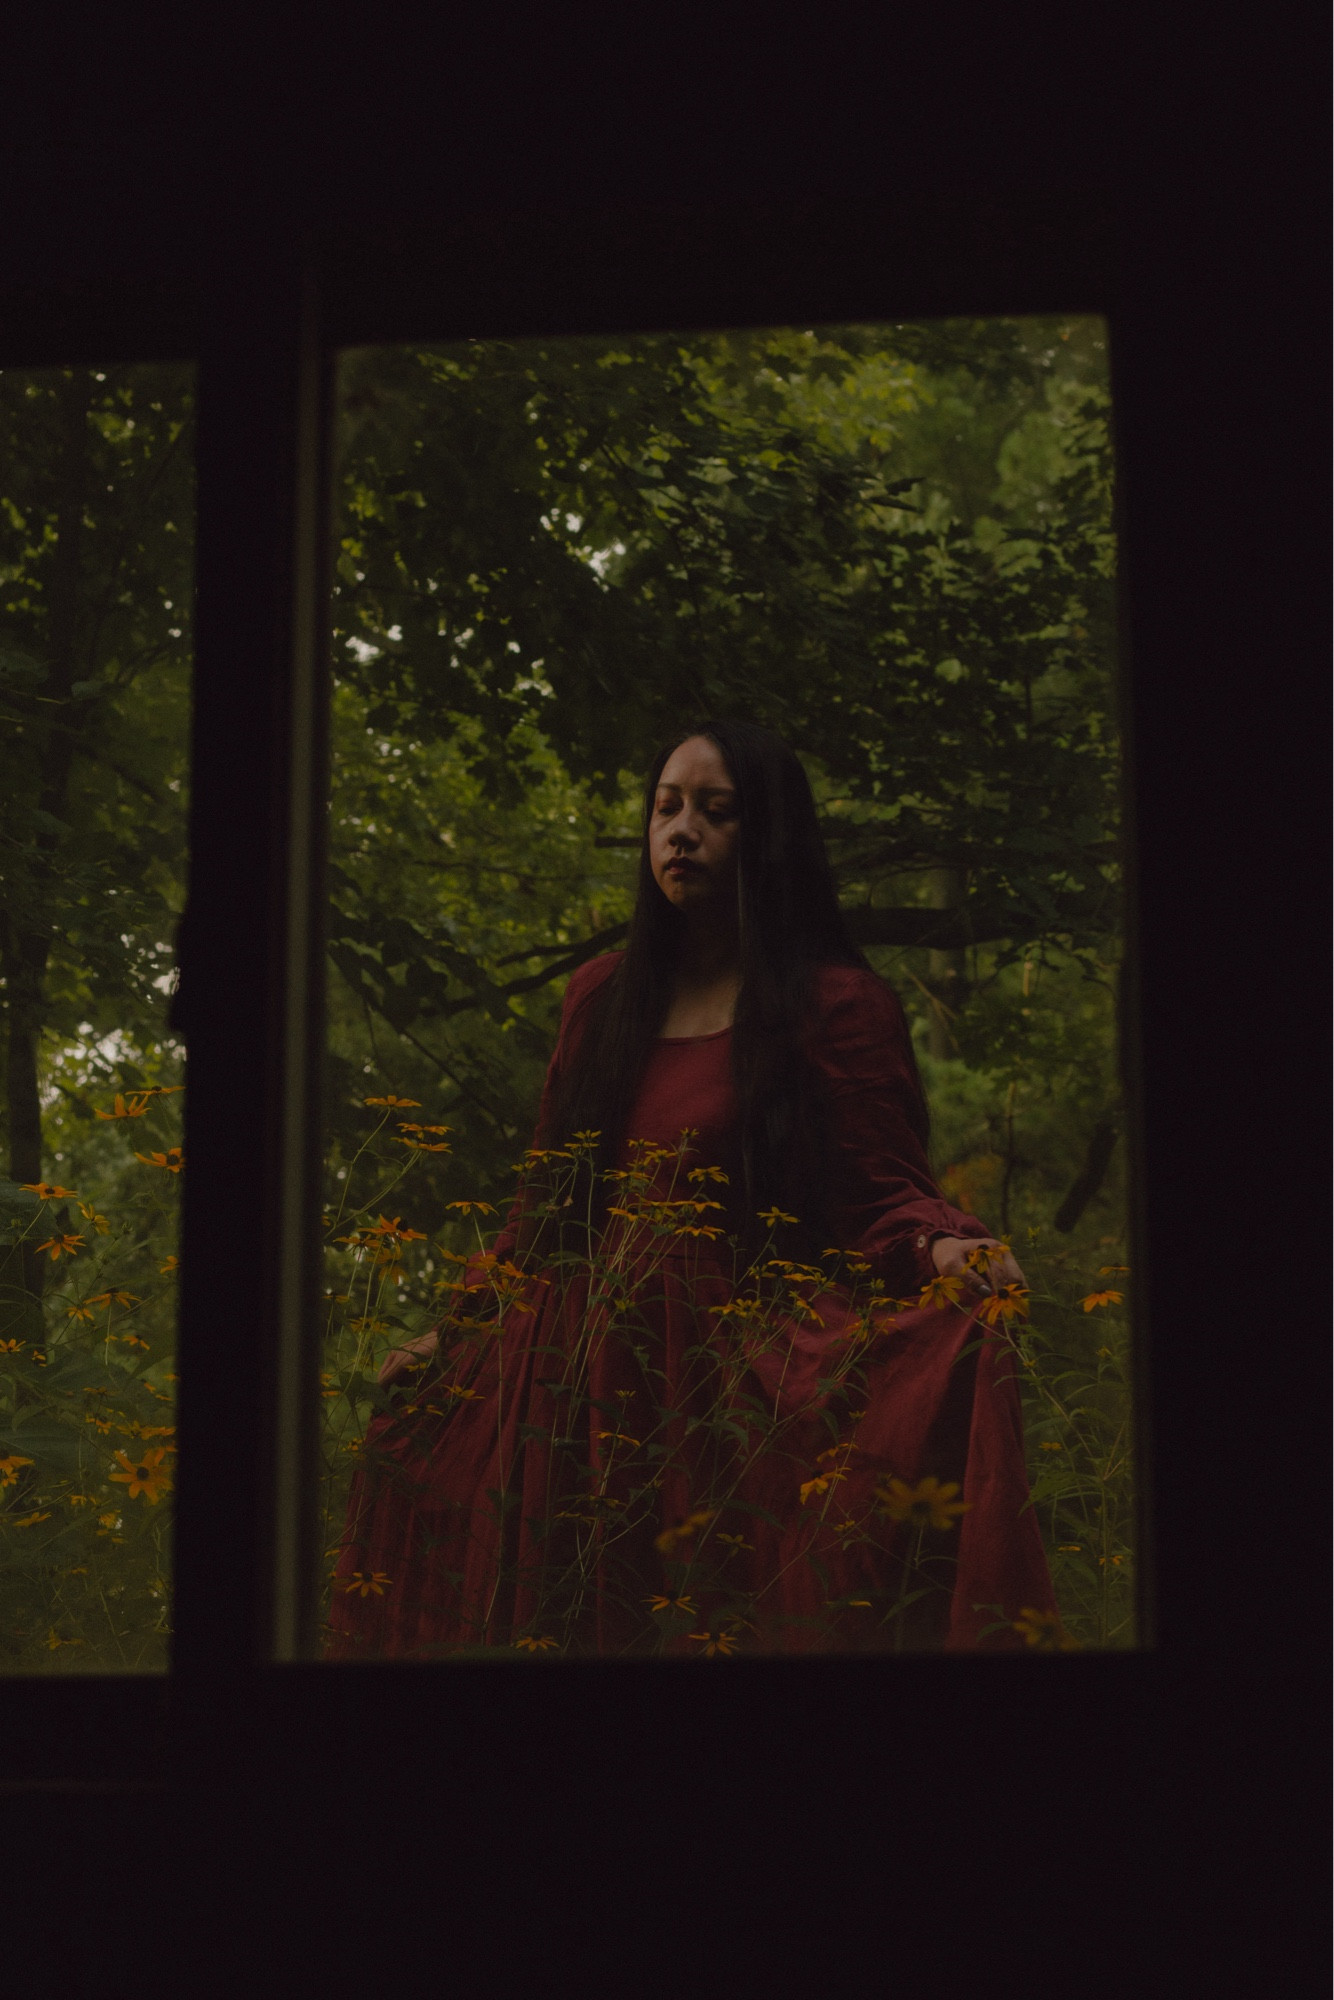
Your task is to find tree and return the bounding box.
[0,364,192,1322]
[323,320,1123,1227]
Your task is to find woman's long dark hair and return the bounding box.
[543,719,929,1252]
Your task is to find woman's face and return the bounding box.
[649,736,741,919]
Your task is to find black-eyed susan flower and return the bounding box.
[36,1234,84,1262]
[978,1284,1030,1326]
[916,1273,966,1311]
[364,1095,421,1109]
[0,1454,33,1487]
[343,1572,392,1597]
[1012,1606,1080,1651]
[688,1629,741,1657]
[134,1148,184,1173]
[1079,1290,1123,1312]
[653,1507,717,1555]
[97,1095,146,1120]
[514,1634,558,1651]
[875,1474,971,1531]
[108,1446,173,1504]
[21,1181,79,1199]
[646,1594,697,1615]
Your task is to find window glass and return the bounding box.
[318,322,1131,1660]
[0,364,192,1671]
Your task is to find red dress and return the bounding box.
[328,958,1055,1657]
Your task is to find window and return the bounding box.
[313,319,1135,1662]
[0,362,193,1673]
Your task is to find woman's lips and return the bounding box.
[665,858,703,876]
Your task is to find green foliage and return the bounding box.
[0,324,1135,1662]
[0,365,192,1059]
[0,1088,181,1671]
[0,363,190,1670]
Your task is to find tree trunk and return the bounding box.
[925,864,967,1058]
[1054,1121,1119,1233]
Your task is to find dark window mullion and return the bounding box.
[174,260,330,1729]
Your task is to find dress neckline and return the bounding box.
[657,1024,733,1045]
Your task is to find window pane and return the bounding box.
[318,322,1132,1660]
[0,363,192,1671]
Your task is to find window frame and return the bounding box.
[0,200,1322,1860]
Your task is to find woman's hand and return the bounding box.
[378,1328,439,1388]
[931,1234,1027,1295]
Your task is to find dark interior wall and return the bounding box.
[0,16,1326,1997]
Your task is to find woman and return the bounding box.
[328,721,1056,1657]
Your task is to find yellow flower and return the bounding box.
[342,1572,392,1597]
[160,1254,180,1274]
[0,1455,34,1486]
[977,1284,1030,1325]
[77,1201,111,1235]
[85,1414,113,1433]
[445,1201,494,1215]
[757,1207,799,1228]
[96,1093,153,1121]
[108,1446,174,1503]
[799,1471,844,1506]
[46,1629,83,1650]
[36,1234,84,1262]
[876,1475,971,1531]
[514,1634,559,1651]
[646,1594,697,1615]
[654,1508,718,1555]
[688,1629,741,1657]
[916,1274,966,1310]
[97,1512,121,1530]
[1039,1441,1064,1452]
[715,1531,754,1552]
[67,1304,96,1323]
[364,1095,421,1108]
[13,1510,51,1528]
[135,1148,184,1172]
[964,1240,1012,1273]
[1012,1606,1080,1651]
[1057,1544,1082,1554]
[1079,1290,1123,1312]
[1098,1264,1129,1275]
[0,1339,25,1354]
[21,1181,79,1199]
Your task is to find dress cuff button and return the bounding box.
[917,1235,926,1248]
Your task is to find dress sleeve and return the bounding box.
[480,952,621,1268]
[810,966,993,1297]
